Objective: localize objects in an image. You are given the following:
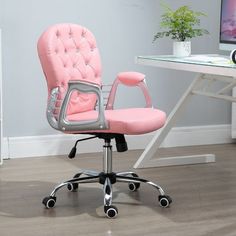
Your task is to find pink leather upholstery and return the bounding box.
[38,23,101,115]
[37,23,166,135]
[117,72,145,86]
[67,108,166,135]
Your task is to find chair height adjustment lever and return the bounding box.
[68,136,97,159]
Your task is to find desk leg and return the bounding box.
[133,74,215,169]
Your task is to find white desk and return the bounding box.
[134,55,236,169]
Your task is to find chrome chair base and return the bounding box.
[42,139,172,218]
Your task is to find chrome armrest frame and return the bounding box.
[106,77,153,110]
[47,87,60,130]
[47,81,108,132]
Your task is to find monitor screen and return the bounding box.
[220,0,236,50]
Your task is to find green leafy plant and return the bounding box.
[153,3,209,42]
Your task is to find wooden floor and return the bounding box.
[0,144,236,236]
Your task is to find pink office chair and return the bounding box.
[37,23,172,218]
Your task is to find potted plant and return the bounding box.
[153,3,209,57]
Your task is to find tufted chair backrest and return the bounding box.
[37,23,102,115]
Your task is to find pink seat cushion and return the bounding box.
[67,108,166,135]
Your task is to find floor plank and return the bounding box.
[0,144,236,236]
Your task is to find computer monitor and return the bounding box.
[219,0,236,51]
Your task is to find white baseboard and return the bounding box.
[162,124,233,147]
[232,130,236,139]
[2,124,233,159]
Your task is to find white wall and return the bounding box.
[0,0,231,139]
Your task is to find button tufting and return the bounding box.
[81,30,86,37]
[38,24,103,118]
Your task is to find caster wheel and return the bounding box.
[67,173,81,192]
[67,182,78,192]
[128,173,140,192]
[128,182,140,192]
[104,205,118,219]
[73,173,82,178]
[42,196,56,209]
[158,195,172,208]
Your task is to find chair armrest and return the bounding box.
[47,81,108,132]
[46,87,61,130]
[116,72,145,86]
[106,72,152,110]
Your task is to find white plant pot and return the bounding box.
[173,41,191,57]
